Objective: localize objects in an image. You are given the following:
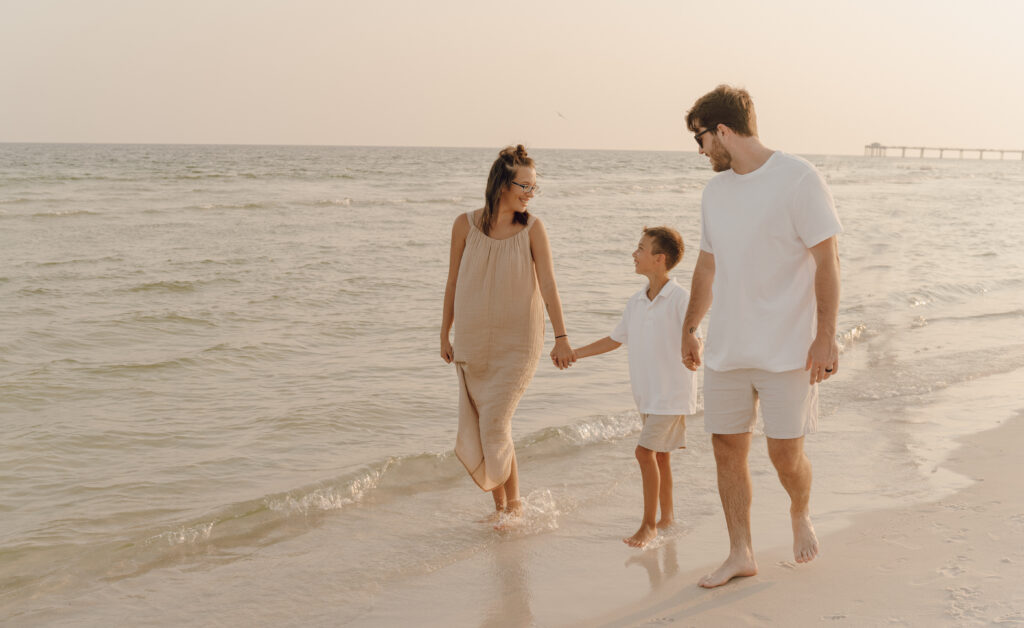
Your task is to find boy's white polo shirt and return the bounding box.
[610,278,698,415]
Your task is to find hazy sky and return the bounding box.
[2,0,1022,154]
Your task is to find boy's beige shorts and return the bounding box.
[638,414,687,452]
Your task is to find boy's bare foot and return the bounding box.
[655,517,674,530]
[698,551,758,588]
[623,523,657,548]
[792,512,819,563]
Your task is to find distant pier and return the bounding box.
[865,143,1024,159]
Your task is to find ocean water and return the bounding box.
[1,144,1023,626]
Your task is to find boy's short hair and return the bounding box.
[685,84,758,137]
[643,226,684,270]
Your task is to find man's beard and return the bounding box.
[709,140,732,172]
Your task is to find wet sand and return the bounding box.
[587,408,1024,627]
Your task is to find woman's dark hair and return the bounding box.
[482,145,533,235]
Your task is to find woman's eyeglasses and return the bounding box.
[511,181,541,195]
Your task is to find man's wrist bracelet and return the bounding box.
[555,334,567,339]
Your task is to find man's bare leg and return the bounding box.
[699,432,758,588]
[624,446,659,547]
[767,436,818,563]
[655,451,674,529]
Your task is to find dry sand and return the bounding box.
[585,409,1024,627]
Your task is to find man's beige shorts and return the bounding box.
[703,368,818,439]
[638,414,687,452]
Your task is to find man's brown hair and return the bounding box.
[685,85,758,137]
[643,226,684,270]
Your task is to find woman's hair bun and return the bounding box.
[499,144,529,161]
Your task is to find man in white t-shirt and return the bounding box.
[680,85,842,588]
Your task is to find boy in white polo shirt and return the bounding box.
[573,226,698,548]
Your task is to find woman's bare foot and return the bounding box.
[792,512,819,563]
[476,509,503,524]
[623,523,657,548]
[698,551,758,588]
[655,517,674,530]
[493,499,523,531]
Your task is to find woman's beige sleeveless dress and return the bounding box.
[453,210,544,491]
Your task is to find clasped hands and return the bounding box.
[550,337,575,370]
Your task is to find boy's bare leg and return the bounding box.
[767,436,819,564]
[624,446,659,547]
[655,451,674,529]
[699,433,758,588]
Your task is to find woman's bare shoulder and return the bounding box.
[527,213,546,236]
[452,209,479,240]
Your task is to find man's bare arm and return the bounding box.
[806,235,840,383]
[681,250,715,370]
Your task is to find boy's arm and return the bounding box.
[573,336,621,359]
[681,250,715,370]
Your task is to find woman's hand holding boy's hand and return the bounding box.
[550,337,575,370]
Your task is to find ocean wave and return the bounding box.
[87,357,201,374]
[341,196,468,207]
[311,198,352,206]
[192,413,643,525]
[130,313,218,327]
[31,209,99,218]
[924,308,1024,325]
[847,342,1024,403]
[837,323,868,353]
[127,280,199,292]
[266,465,394,516]
[521,413,640,453]
[32,255,124,268]
[147,521,215,546]
[125,278,237,293]
[16,286,62,296]
[192,202,275,210]
[903,280,1001,306]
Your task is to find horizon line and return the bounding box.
[0,140,866,156]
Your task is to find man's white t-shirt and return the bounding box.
[610,279,698,415]
[699,151,842,372]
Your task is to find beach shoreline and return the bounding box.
[585,407,1024,627]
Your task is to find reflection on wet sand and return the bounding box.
[625,539,679,591]
[480,540,534,628]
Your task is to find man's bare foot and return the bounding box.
[623,523,657,548]
[698,551,758,588]
[656,517,674,530]
[792,512,819,563]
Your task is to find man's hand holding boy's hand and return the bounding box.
[681,332,702,371]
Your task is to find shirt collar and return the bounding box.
[646,277,679,302]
